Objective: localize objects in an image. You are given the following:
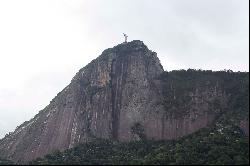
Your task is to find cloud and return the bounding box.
[0,0,248,138]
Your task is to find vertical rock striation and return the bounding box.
[0,40,248,163]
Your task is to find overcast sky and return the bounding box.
[0,0,249,138]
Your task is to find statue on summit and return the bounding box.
[123,33,128,43]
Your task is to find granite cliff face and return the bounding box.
[0,40,248,163]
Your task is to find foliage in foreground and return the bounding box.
[30,123,249,165]
[0,158,14,165]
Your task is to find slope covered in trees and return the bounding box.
[159,69,249,120]
[30,121,249,165]
[0,158,14,165]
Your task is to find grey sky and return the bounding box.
[0,0,249,138]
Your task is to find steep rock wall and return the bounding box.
[0,41,247,163]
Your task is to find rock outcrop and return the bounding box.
[0,40,248,163]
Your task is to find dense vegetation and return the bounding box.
[0,158,14,165]
[30,121,248,165]
[159,69,249,120]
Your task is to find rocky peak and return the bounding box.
[72,40,163,87]
[101,40,148,55]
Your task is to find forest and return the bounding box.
[29,122,249,165]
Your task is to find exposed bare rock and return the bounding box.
[240,120,249,137]
[0,40,248,163]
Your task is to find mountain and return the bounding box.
[0,40,248,164]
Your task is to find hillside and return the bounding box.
[30,120,249,165]
[0,41,248,164]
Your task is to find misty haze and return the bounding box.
[0,0,249,165]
